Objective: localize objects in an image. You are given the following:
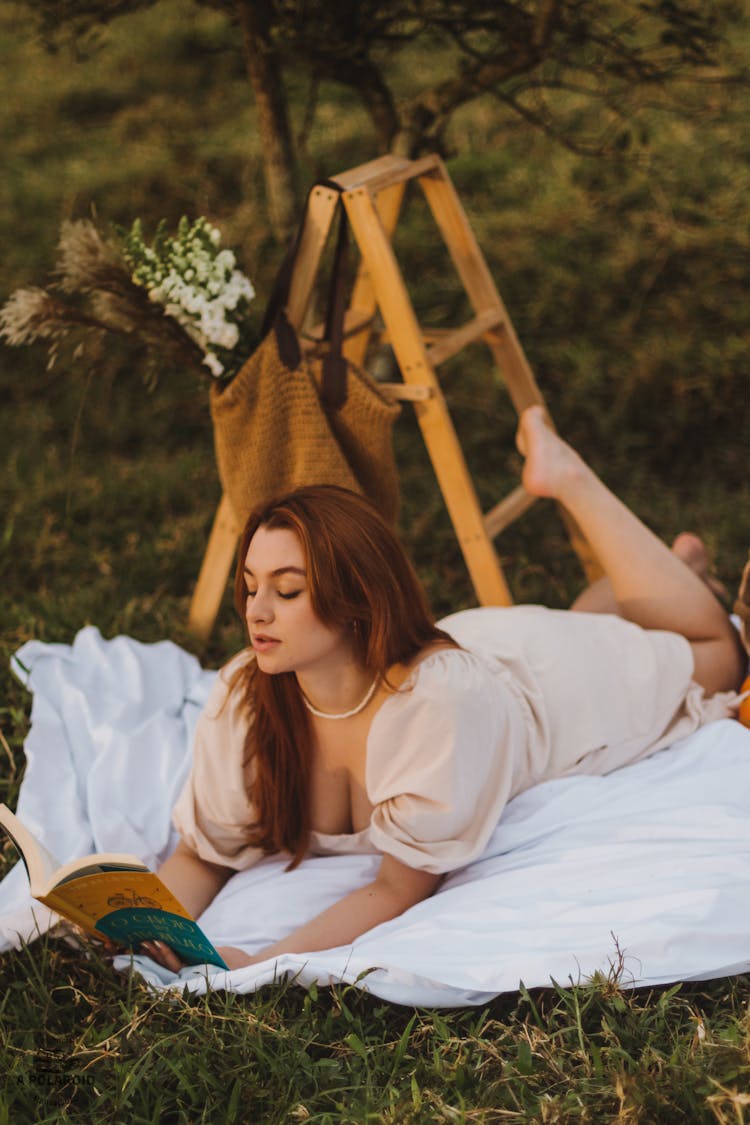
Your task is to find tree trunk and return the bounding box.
[235,0,299,242]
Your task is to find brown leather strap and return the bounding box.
[260,179,350,412]
[319,200,349,410]
[259,180,338,338]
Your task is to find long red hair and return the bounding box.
[231,484,454,867]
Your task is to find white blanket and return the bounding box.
[2,626,749,1008]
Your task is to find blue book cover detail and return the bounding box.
[95,908,229,969]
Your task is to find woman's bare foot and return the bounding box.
[518,409,730,603]
[671,532,730,602]
[516,405,589,502]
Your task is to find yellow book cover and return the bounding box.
[0,803,228,969]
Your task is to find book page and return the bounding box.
[0,803,60,890]
[0,803,147,894]
[52,855,148,890]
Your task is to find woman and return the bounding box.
[143,406,745,972]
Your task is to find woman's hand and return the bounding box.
[138,941,258,972]
[139,940,186,973]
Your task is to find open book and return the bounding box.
[0,804,228,969]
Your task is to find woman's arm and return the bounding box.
[125,841,231,969]
[217,853,441,970]
[143,852,441,972]
[157,839,232,918]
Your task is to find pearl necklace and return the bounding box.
[300,676,379,720]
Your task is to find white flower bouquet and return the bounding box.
[0,216,257,385]
[122,217,256,379]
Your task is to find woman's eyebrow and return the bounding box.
[243,565,307,578]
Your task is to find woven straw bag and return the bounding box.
[210,319,400,527]
[210,182,400,528]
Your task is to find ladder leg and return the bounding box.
[286,185,341,330]
[415,393,514,605]
[343,181,407,368]
[188,492,241,641]
[343,184,513,606]
[419,162,503,312]
[418,161,601,582]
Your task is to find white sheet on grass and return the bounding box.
[2,626,749,1008]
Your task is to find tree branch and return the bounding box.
[533,0,561,49]
[399,41,545,154]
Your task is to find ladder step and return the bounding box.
[484,486,536,539]
[332,154,411,192]
[338,153,441,195]
[425,309,504,367]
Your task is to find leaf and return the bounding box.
[345,1033,368,1063]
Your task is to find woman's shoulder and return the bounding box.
[365,638,521,873]
[383,640,497,709]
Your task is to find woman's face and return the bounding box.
[243,524,353,676]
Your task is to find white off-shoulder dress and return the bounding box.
[173,606,736,875]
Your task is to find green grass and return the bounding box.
[1,0,749,1119]
[0,940,748,1122]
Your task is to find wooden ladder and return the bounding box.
[188,153,598,640]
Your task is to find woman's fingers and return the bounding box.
[139,939,185,972]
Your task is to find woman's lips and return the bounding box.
[252,635,281,653]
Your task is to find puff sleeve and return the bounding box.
[366,650,528,874]
[171,651,265,871]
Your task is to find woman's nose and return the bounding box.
[247,592,273,624]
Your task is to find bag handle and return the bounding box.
[318,199,349,409]
[259,179,351,409]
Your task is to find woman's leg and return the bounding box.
[517,406,744,696]
[572,533,729,614]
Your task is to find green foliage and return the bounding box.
[0,939,747,1122]
[0,1,749,1120]
[19,0,750,162]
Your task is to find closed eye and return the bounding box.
[244,587,303,600]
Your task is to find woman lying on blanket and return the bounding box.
[143,406,746,972]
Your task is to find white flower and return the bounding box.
[202,351,225,377]
[123,215,255,380]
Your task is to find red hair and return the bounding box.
[231,484,454,867]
